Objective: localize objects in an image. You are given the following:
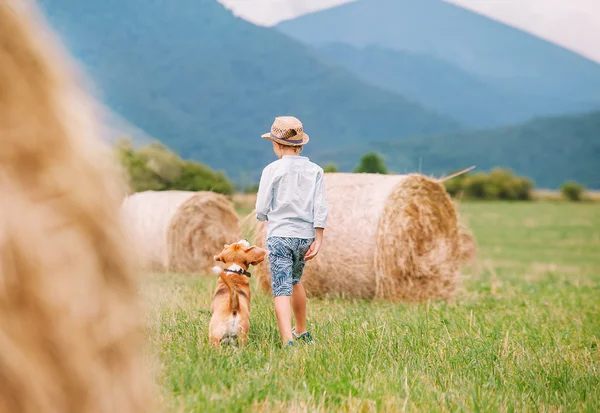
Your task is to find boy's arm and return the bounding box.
[313,171,328,230]
[255,167,273,222]
[305,172,328,261]
[305,228,323,261]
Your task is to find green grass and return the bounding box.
[144,202,600,412]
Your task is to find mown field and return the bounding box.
[143,202,600,412]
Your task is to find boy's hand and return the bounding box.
[305,228,324,261]
[304,240,321,261]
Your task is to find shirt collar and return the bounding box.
[282,155,308,160]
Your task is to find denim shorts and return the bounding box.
[267,237,314,297]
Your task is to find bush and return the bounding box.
[115,138,234,194]
[488,168,534,201]
[115,139,165,192]
[445,168,534,201]
[136,142,183,185]
[171,161,234,194]
[512,177,534,201]
[354,153,388,174]
[462,173,490,199]
[443,170,468,197]
[243,184,260,194]
[561,181,585,201]
[323,163,339,173]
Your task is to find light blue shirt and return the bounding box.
[256,155,328,239]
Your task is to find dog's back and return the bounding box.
[219,272,241,315]
[209,270,251,347]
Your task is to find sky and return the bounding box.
[218,0,600,64]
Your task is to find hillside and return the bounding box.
[317,43,577,127]
[314,111,600,189]
[37,0,461,183]
[279,0,600,117]
[101,107,154,147]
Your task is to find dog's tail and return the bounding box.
[219,273,240,315]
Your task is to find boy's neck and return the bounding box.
[280,147,301,157]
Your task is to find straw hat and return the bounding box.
[261,116,310,147]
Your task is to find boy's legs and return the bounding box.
[291,283,307,334]
[267,237,295,345]
[274,296,293,344]
[291,238,314,335]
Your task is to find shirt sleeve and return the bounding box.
[313,170,328,229]
[255,167,273,222]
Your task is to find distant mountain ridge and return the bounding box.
[35,0,600,188]
[314,110,600,189]
[278,0,600,122]
[316,43,576,127]
[37,0,461,183]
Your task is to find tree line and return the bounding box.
[115,139,234,194]
[116,143,589,201]
[326,153,590,202]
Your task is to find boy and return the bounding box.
[256,116,328,347]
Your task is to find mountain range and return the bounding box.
[315,43,556,127]
[314,110,600,189]
[37,0,600,188]
[37,0,460,183]
[279,0,600,126]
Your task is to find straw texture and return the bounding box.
[167,191,241,274]
[121,191,197,270]
[0,2,155,412]
[121,191,241,274]
[261,116,310,146]
[251,173,464,301]
[457,225,479,265]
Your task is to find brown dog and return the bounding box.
[209,240,268,347]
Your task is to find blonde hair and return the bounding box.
[0,2,155,412]
[276,142,303,154]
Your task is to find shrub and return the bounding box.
[443,171,467,197]
[561,181,585,201]
[115,139,234,195]
[354,153,388,174]
[446,168,534,201]
[462,173,490,199]
[513,177,534,201]
[171,161,234,195]
[115,139,165,192]
[487,168,533,200]
[136,141,183,185]
[243,184,260,194]
[323,163,339,173]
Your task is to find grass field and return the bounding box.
[144,202,600,412]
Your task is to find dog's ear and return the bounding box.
[246,246,269,266]
[214,244,231,262]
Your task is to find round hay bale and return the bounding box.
[121,191,241,274]
[252,173,463,302]
[0,1,155,411]
[457,225,479,265]
[167,191,241,274]
[121,191,198,270]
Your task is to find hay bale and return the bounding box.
[167,191,242,274]
[458,225,479,265]
[121,190,241,274]
[252,173,463,301]
[121,191,199,270]
[0,2,154,412]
